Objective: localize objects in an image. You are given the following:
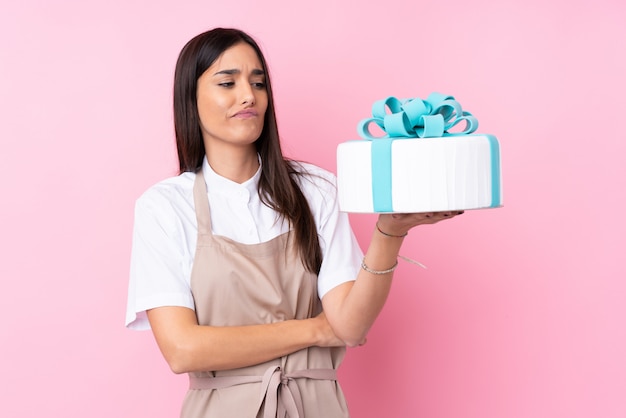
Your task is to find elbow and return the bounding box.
[325,314,369,348]
[167,359,188,375]
[343,336,367,348]
[163,343,195,374]
[336,329,368,348]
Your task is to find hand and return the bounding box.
[376,211,464,237]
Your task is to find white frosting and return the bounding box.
[336,134,502,213]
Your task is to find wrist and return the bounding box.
[361,258,398,275]
[375,222,407,238]
[308,316,326,346]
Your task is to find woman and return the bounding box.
[126,27,461,417]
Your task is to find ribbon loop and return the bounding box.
[383,112,412,137]
[402,98,431,126]
[416,114,444,138]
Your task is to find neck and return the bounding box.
[205,144,259,184]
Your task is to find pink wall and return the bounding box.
[1,0,624,417]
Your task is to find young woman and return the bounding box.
[126,27,461,417]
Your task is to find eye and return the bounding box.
[252,82,266,89]
[218,82,234,88]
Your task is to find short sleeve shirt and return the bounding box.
[125,157,363,330]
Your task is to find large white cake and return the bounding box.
[336,93,502,213]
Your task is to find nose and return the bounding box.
[240,84,255,106]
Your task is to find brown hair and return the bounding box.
[173,28,322,274]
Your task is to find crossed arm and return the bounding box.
[147,211,461,374]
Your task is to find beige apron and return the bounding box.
[181,171,350,418]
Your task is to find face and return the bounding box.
[196,42,268,152]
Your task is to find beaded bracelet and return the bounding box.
[361,258,399,275]
[376,222,407,238]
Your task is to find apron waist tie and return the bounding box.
[189,365,337,418]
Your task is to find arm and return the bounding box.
[147,307,343,374]
[130,190,344,374]
[322,211,462,347]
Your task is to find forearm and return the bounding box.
[323,211,461,346]
[323,227,404,346]
[178,321,318,372]
[147,307,325,374]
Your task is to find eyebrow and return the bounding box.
[213,68,265,76]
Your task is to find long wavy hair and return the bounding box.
[173,28,322,274]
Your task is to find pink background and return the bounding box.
[1,0,625,417]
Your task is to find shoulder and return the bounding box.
[134,171,197,220]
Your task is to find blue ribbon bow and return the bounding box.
[357,92,478,140]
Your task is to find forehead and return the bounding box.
[209,42,263,72]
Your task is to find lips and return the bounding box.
[232,109,258,118]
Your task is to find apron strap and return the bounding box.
[188,366,337,418]
[192,169,212,235]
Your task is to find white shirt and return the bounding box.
[126,157,363,330]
